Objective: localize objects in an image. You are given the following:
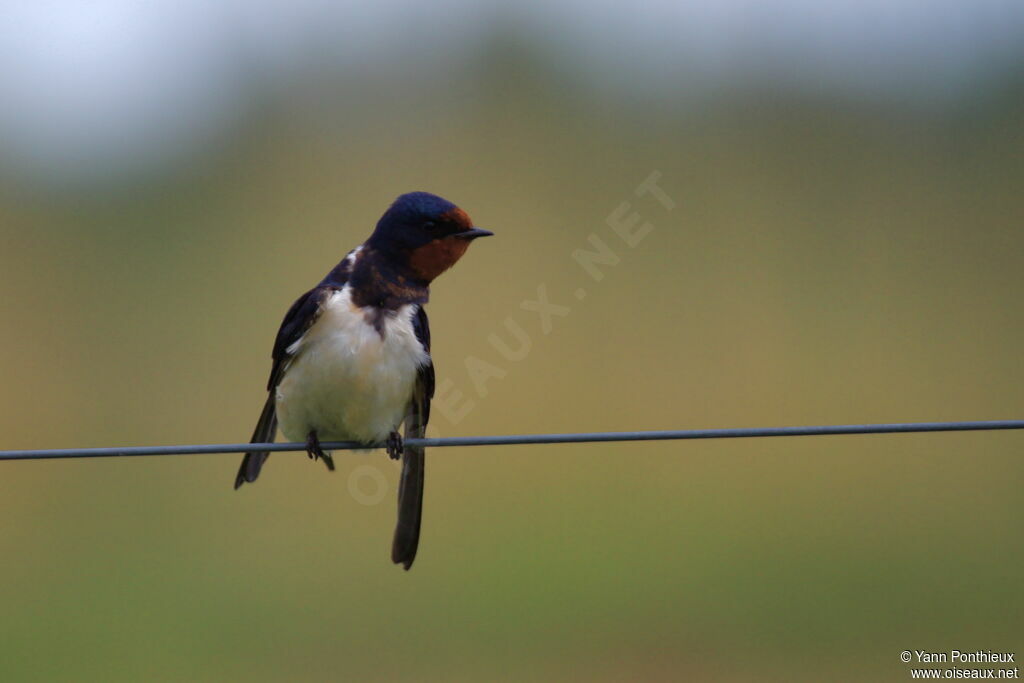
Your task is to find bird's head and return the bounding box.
[367,192,493,283]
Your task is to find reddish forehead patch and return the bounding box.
[441,207,473,230]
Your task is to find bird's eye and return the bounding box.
[423,221,437,230]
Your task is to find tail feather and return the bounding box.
[391,442,424,570]
[234,393,277,489]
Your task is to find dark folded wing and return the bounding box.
[392,305,434,568]
[267,285,338,390]
[410,305,434,421]
[235,283,342,488]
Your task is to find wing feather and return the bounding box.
[234,283,342,488]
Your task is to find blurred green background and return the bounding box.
[1,3,1023,681]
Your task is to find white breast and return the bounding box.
[274,286,428,444]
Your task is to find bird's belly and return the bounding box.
[275,293,427,444]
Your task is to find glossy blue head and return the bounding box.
[377,192,460,236]
[366,192,493,281]
[368,192,490,249]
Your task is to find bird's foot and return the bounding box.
[386,430,403,460]
[306,431,336,471]
[306,431,326,461]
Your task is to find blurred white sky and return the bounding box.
[0,0,1022,187]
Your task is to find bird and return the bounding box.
[234,191,492,570]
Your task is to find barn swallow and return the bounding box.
[235,192,492,569]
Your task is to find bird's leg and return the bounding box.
[386,430,404,460]
[305,430,324,460]
[306,430,336,471]
[303,432,335,471]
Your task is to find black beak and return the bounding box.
[455,227,494,240]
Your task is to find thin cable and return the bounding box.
[0,420,1021,461]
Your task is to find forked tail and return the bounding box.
[391,443,424,570]
[234,393,277,489]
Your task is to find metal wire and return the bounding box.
[0,420,1021,461]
